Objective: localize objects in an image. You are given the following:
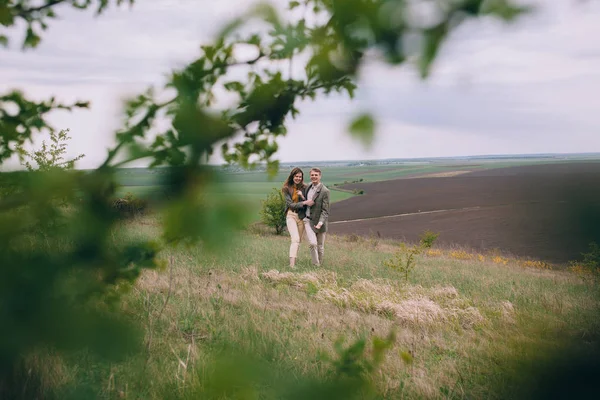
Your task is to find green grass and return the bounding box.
[45,217,600,399]
[116,172,355,222]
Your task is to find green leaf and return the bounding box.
[172,103,234,152]
[266,159,279,177]
[289,1,301,10]
[202,45,216,61]
[348,113,376,148]
[223,81,245,93]
[342,80,357,98]
[0,35,8,47]
[480,0,532,21]
[399,350,414,365]
[217,17,244,41]
[246,34,262,46]
[250,2,281,28]
[419,21,448,78]
[23,27,41,49]
[0,6,13,26]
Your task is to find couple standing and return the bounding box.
[282,167,330,268]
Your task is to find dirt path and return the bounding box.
[330,205,485,224]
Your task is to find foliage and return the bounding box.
[384,230,439,282]
[0,0,528,397]
[260,187,287,234]
[580,242,600,271]
[419,230,440,249]
[568,242,600,283]
[0,90,89,165]
[384,242,421,282]
[18,128,85,171]
[0,0,135,50]
[327,332,396,381]
[349,113,376,148]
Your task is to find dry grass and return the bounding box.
[133,265,489,398]
[51,217,600,399]
[260,270,485,329]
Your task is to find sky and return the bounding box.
[1,0,600,169]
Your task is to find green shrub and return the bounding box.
[384,242,421,283]
[580,242,600,270]
[569,242,600,283]
[18,129,84,172]
[260,188,287,235]
[385,231,439,282]
[419,230,440,249]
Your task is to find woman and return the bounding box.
[282,167,310,268]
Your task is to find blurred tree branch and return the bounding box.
[0,0,530,396]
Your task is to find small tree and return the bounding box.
[384,231,439,282]
[419,230,440,249]
[18,128,84,171]
[260,188,287,235]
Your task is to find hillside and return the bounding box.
[43,217,600,399]
[331,162,600,264]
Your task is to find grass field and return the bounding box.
[42,216,600,399]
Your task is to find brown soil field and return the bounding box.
[329,162,600,264]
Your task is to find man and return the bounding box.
[302,167,330,266]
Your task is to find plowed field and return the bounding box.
[329,162,600,264]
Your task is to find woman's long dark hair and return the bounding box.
[283,167,305,192]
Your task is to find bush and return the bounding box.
[568,242,600,283]
[419,230,440,249]
[260,188,287,235]
[18,129,84,172]
[385,231,439,282]
[580,242,600,270]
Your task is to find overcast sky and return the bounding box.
[2,0,600,169]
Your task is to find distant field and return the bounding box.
[114,158,578,221]
[330,162,600,264]
[118,180,355,212]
